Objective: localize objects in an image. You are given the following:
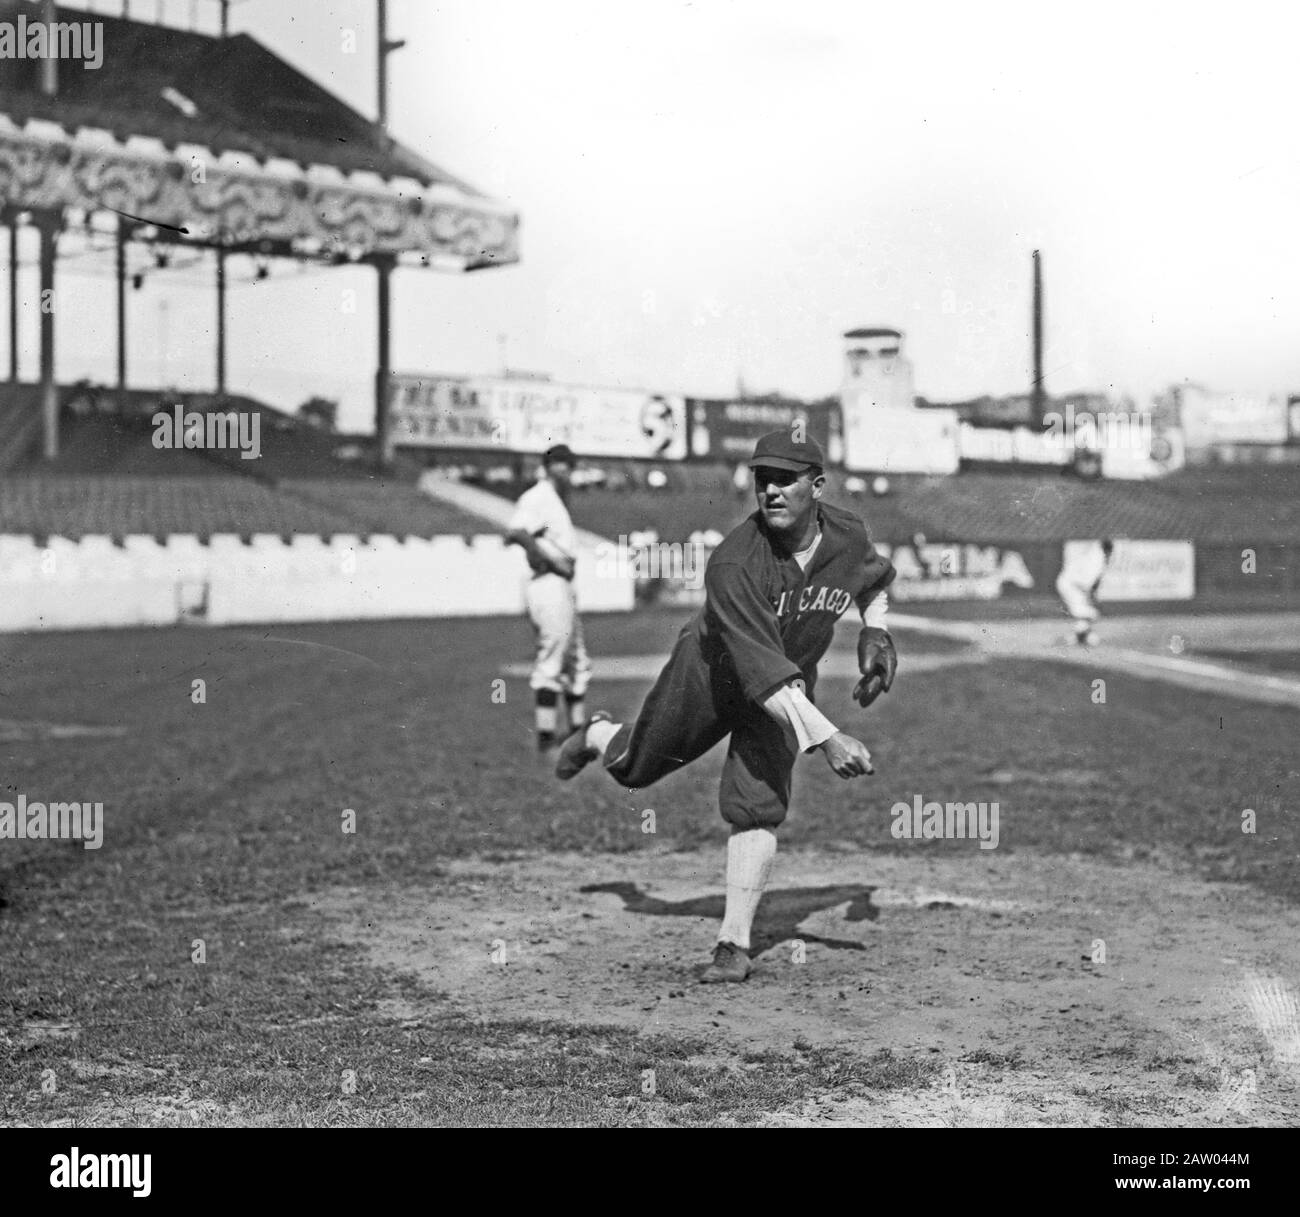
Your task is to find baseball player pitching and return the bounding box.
[1055,538,1114,646]
[504,444,592,753]
[555,429,897,983]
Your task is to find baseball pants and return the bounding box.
[1055,575,1099,625]
[526,574,591,696]
[602,632,796,831]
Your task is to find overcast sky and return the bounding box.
[38,0,1300,429]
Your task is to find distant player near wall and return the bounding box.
[1056,539,1115,646]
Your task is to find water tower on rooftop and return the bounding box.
[840,327,915,412]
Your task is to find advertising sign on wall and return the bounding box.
[958,423,1071,467]
[1063,539,1195,601]
[389,375,687,460]
[841,403,960,474]
[687,400,840,463]
[874,541,1035,601]
[1177,386,1289,447]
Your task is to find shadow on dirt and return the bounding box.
[580,880,879,953]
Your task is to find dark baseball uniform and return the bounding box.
[602,500,895,830]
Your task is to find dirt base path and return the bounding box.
[892,611,1300,710]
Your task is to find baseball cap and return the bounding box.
[747,429,825,473]
[542,443,576,464]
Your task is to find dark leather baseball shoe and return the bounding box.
[554,712,611,780]
[700,940,753,983]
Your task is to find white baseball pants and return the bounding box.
[1056,574,1099,625]
[526,574,592,696]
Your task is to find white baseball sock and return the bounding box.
[565,693,587,732]
[534,690,558,739]
[718,828,777,950]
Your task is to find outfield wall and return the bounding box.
[0,533,634,632]
[645,538,1292,608]
[0,533,1286,632]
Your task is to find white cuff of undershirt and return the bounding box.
[862,589,889,631]
[762,684,839,753]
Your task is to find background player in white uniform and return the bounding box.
[1056,538,1114,646]
[504,444,592,752]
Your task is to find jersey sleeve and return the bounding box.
[506,489,542,536]
[862,588,889,628]
[705,560,802,704]
[762,683,839,752]
[853,539,897,615]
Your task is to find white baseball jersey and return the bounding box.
[508,478,577,564]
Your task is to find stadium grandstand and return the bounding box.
[449,452,1300,548]
[0,1,540,631]
[0,1,516,545]
[0,389,492,539]
[0,0,516,458]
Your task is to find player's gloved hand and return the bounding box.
[853,627,897,708]
[820,731,874,778]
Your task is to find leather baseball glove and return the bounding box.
[852,627,897,708]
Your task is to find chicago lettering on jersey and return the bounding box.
[773,586,853,617]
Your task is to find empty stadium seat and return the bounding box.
[0,476,372,540]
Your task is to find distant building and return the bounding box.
[839,328,957,474]
[917,394,1035,428]
[922,391,1150,433]
[840,328,915,413]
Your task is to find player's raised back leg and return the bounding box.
[555,632,731,786]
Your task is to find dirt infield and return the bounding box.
[318,845,1300,1126]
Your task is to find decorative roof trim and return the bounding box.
[0,119,519,265]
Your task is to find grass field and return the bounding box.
[1,607,1297,1126]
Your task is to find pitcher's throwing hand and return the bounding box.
[820,731,874,778]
